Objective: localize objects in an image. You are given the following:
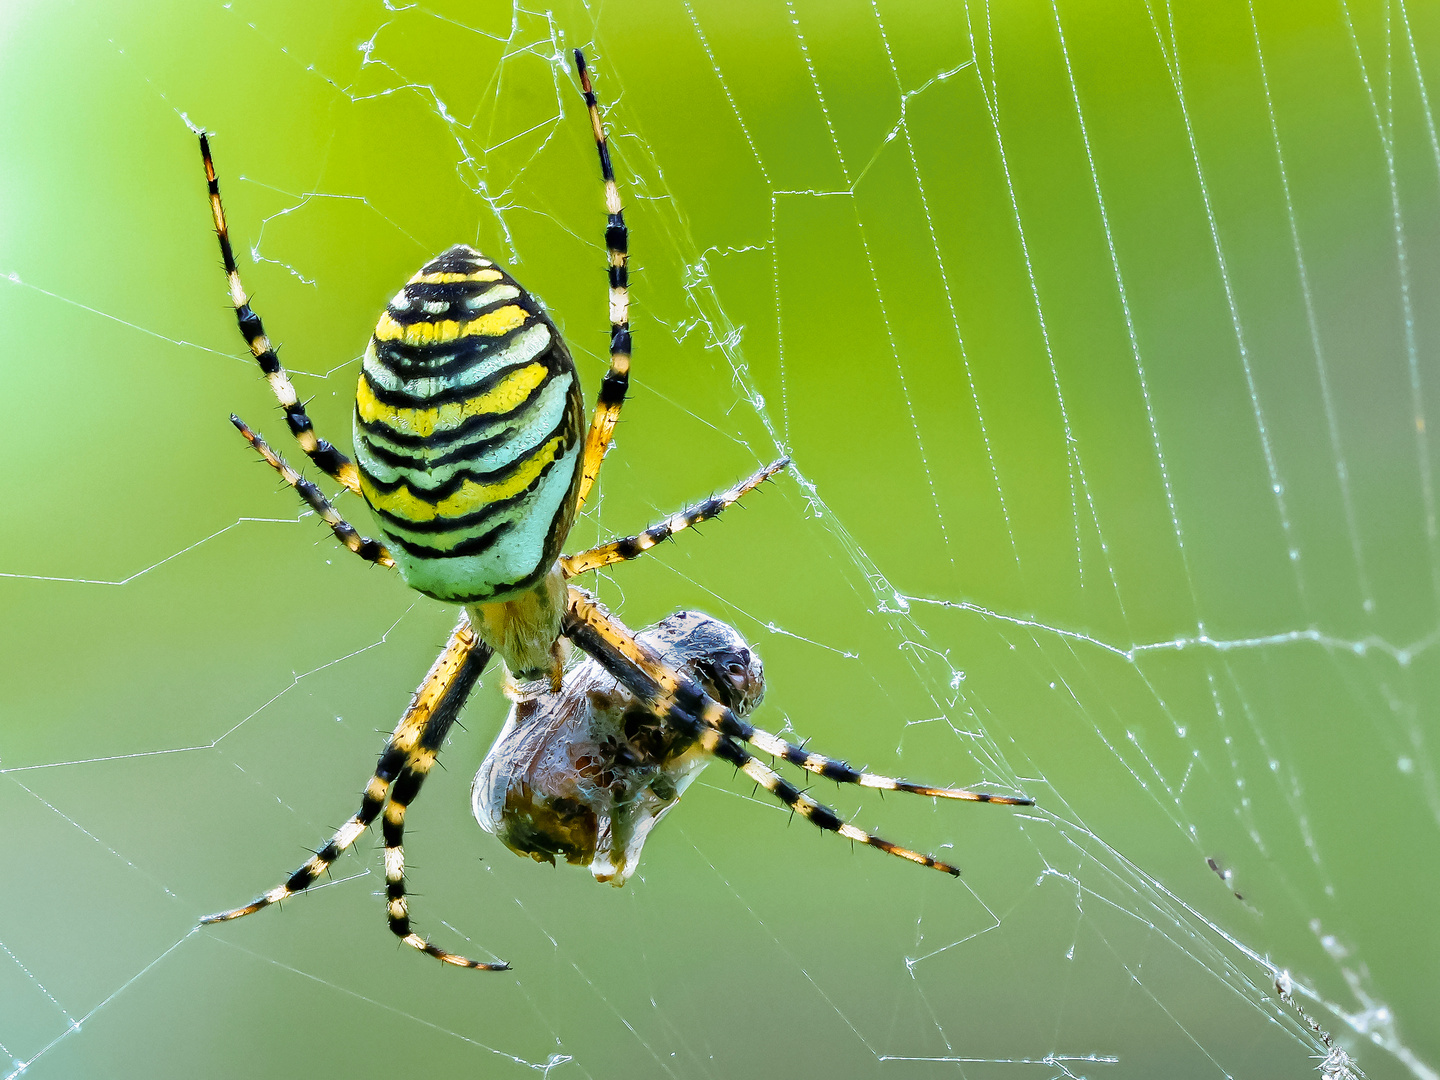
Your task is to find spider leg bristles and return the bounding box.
[562,590,974,876]
[230,415,394,568]
[562,456,791,577]
[569,48,632,514]
[565,589,1033,808]
[742,727,1033,804]
[198,133,360,494]
[383,763,509,970]
[712,735,961,876]
[202,618,509,970]
[199,774,391,923]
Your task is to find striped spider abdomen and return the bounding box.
[354,244,586,607]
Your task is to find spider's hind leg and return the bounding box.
[570,49,631,514]
[199,133,360,494]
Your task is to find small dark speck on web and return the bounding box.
[1207,856,1244,901]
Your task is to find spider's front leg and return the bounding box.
[565,591,1031,806]
[201,614,507,970]
[563,590,986,876]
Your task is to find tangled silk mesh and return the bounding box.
[2,1,1438,1077]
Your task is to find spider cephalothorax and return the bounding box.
[196,49,1032,971]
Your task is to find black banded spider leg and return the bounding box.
[201,134,360,494]
[571,48,631,515]
[201,616,504,970]
[231,415,392,568]
[563,590,1023,876]
[566,590,1032,808]
[562,457,791,577]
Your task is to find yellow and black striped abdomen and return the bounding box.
[354,245,584,604]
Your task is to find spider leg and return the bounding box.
[231,414,394,569]
[565,590,1032,806]
[711,736,958,874]
[201,616,507,970]
[739,731,1032,804]
[570,49,630,515]
[380,678,502,970]
[561,457,790,577]
[199,133,361,495]
[562,589,965,875]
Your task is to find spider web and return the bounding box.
[1,0,1437,1077]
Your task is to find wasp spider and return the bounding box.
[198,49,1032,969]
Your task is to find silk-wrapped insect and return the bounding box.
[474,611,764,885]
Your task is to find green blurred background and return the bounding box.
[2,0,1437,1077]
